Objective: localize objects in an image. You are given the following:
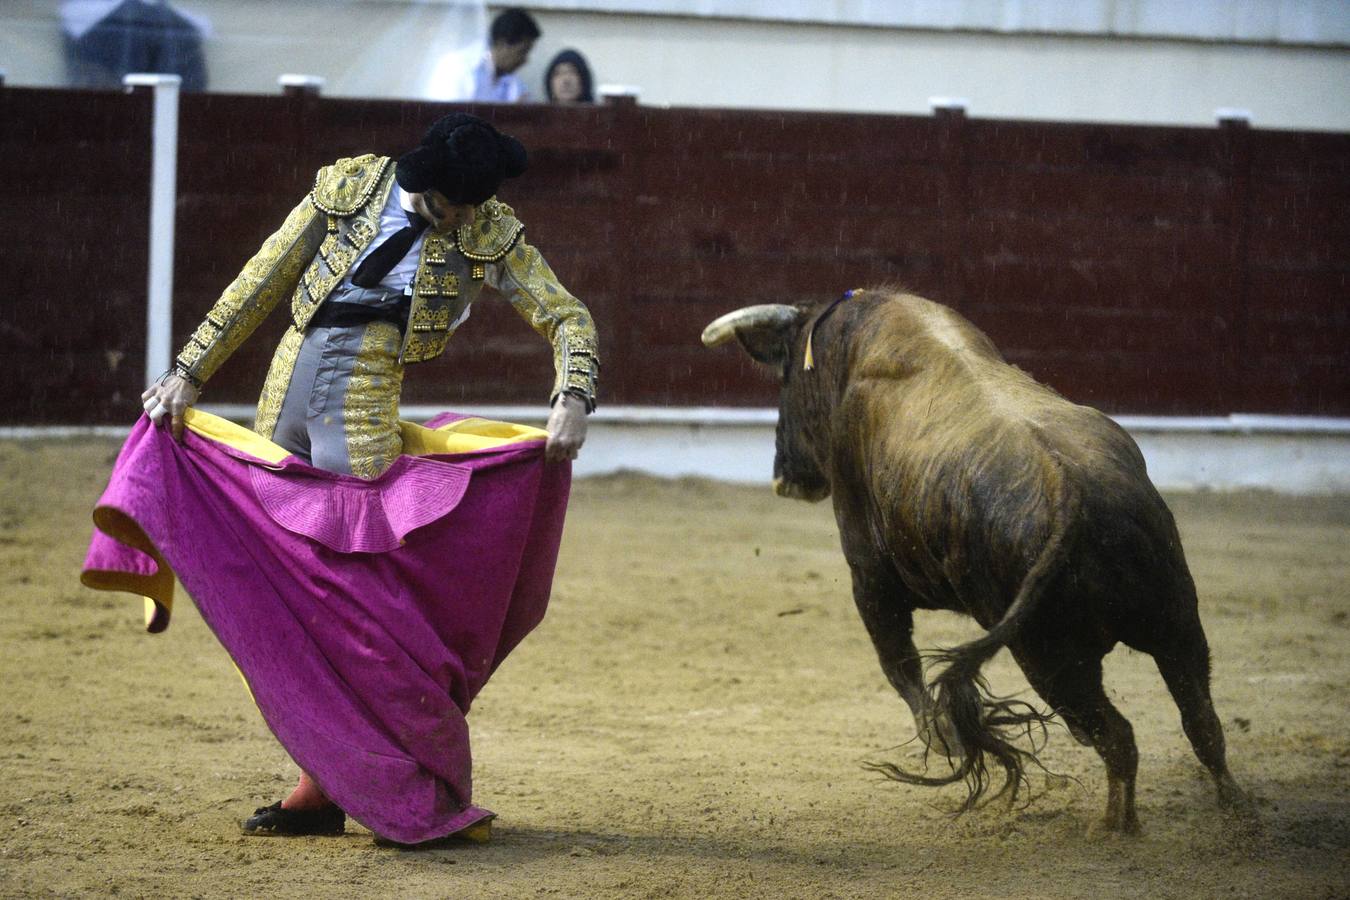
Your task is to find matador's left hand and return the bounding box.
[545,393,587,463]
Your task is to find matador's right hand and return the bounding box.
[141,373,200,443]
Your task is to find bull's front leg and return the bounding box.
[847,555,961,761]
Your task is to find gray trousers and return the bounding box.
[270,284,407,477]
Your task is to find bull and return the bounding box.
[701,288,1250,832]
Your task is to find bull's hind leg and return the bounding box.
[846,557,954,756]
[1150,622,1251,813]
[1012,643,1141,833]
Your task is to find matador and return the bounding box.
[139,113,599,840]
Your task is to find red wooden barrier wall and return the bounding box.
[3,87,1346,424]
[2,88,151,421]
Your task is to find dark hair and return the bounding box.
[491,8,541,45]
[544,49,594,103]
[396,113,528,206]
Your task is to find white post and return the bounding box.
[1214,107,1253,126]
[929,96,970,114]
[124,73,181,387]
[598,84,641,106]
[278,73,326,96]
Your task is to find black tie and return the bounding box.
[349,211,430,288]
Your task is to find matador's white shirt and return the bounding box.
[347,187,472,329]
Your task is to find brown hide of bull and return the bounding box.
[782,290,1163,624]
[742,288,1247,832]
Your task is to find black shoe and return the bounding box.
[241,801,346,836]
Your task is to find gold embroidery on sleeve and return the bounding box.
[174,194,326,384]
[493,240,601,410]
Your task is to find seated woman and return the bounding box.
[544,48,594,104]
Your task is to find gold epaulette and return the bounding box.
[454,198,525,262]
[310,154,393,216]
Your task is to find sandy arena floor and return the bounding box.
[1,439,1347,899]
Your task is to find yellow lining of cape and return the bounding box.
[182,408,547,459]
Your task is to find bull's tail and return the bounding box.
[867,474,1078,810]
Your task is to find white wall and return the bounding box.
[3,1,1348,130]
[152,406,1350,495]
[520,9,1350,128]
[544,411,1350,495]
[522,0,1350,45]
[0,0,488,101]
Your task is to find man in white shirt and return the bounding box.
[447,7,541,103]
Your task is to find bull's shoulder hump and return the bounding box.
[910,301,1000,358]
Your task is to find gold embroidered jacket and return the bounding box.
[174,154,599,409]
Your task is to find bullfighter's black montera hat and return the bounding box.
[395,113,528,206]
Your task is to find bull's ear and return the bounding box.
[735,327,790,366]
[701,304,801,368]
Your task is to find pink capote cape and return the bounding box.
[81,410,570,844]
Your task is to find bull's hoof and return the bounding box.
[1100,811,1142,836]
[923,734,966,766]
[1216,782,1262,834]
[919,714,965,763]
[1103,783,1140,835]
[1216,776,1256,814]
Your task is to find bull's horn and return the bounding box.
[700,305,798,347]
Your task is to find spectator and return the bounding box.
[544,48,594,104]
[61,0,209,92]
[444,7,541,103]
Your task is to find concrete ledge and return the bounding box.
[5,407,1348,494]
[185,404,1350,434]
[1112,414,1350,435]
[559,411,1350,494]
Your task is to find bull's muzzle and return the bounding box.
[772,477,830,503]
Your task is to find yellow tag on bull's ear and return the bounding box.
[803,289,861,371]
